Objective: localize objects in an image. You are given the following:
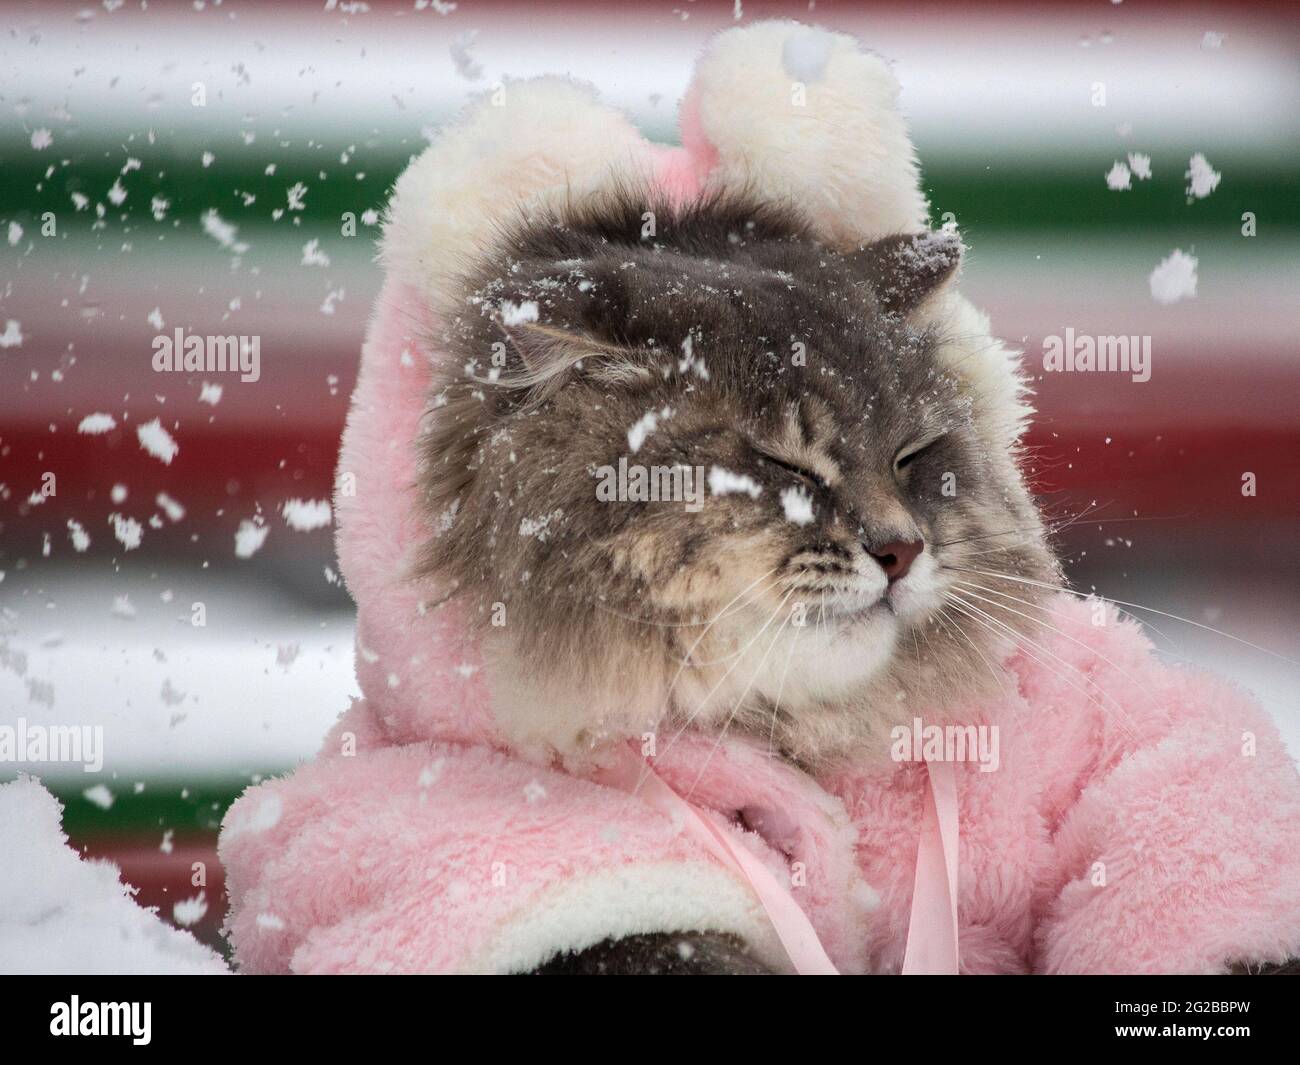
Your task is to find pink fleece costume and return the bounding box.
[218,21,1300,975]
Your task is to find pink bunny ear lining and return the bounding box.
[658,82,720,202]
[648,144,710,204]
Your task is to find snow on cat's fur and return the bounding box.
[219,20,1300,974]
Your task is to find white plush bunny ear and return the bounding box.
[682,20,929,248]
[380,77,656,311]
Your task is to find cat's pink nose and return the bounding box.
[869,539,923,582]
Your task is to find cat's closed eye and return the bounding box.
[893,436,944,474]
[755,448,826,488]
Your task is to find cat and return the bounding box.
[416,186,1060,774]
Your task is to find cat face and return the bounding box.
[418,192,1059,766]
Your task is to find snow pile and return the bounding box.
[0,776,227,974]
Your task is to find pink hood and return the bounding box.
[219,20,1300,975]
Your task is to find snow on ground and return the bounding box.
[0,776,228,974]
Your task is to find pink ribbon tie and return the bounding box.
[599,743,961,976]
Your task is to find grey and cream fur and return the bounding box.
[415,187,1060,769]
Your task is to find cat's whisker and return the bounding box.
[955,542,1041,561]
[944,591,1144,744]
[946,558,1178,654]
[950,579,1169,722]
[933,606,1007,697]
[934,526,1051,549]
[682,600,798,801]
[953,576,1183,655]
[943,596,1134,743]
[932,605,1035,736]
[666,581,795,668]
[579,553,780,631]
[956,568,1300,668]
[934,499,1187,554]
[767,610,807,758]
[660,568,783,695]
[649,589,797,778]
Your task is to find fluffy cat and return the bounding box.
[417,187,1060,771]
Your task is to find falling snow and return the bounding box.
[66,519,91,552]
[1149,249,1199,304]
[1185,153,1221,200]
[200,208,250,254]
[234,518,270,559]
[301,238,331,267]
[1105,161,1131,191]
[136,419,179,465]
[156,492,186,523]
[281,498,332,531]
[108,513,144,551]
[77,412,117,435]
[173,893,208,927]
[450,31,484,81]
[0,320,23,348]
[82,785,114,810]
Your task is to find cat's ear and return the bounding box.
[850,229,963,316]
